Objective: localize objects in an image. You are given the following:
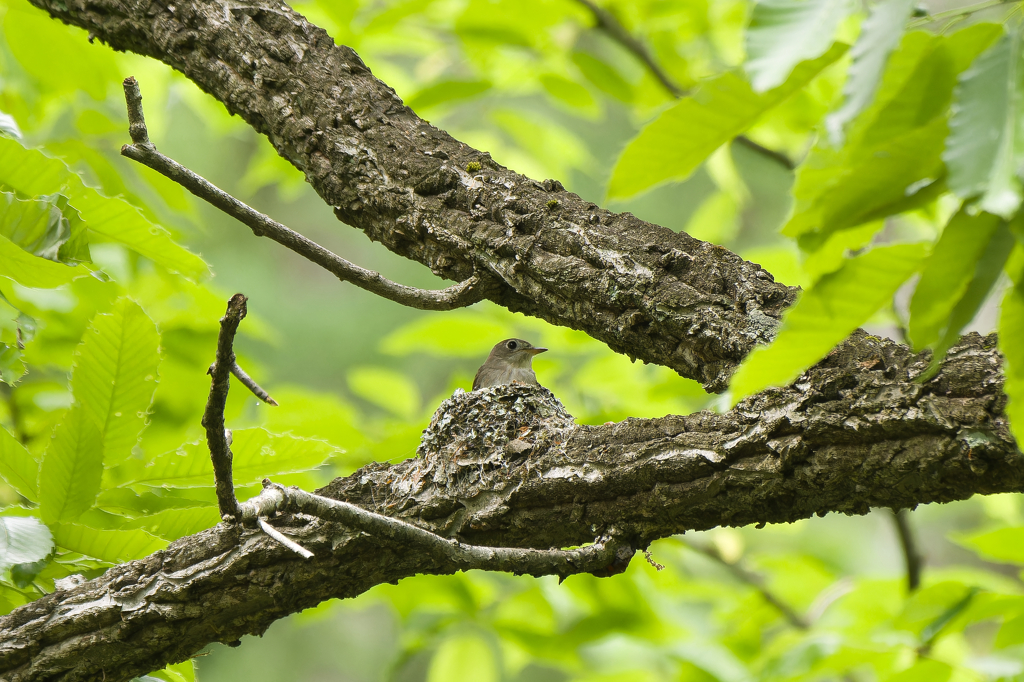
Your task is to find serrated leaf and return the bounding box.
[0,232,88,288]
[786,25,1002,243]
[38,406,104,524]
[945,30,1024,218]
[71,298,160,467]
[95,488,212,517]
[825,0,915,142]
[0,191,90,264]
[928,224,1013,367]
[121,507,221,541]
[52,522,166,563]
[0,343,25,386]
[730,243,928,401]
[608,44,846,200]
[147,661,196,682]
[0,425,38,501]
[0,137,208,280]
[0,515,52,569]
[745,0,853,92]
[1000,275,1024,448]
[909,208,1004,349]
[129,429,336,488]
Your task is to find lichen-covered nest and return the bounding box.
[377,384,576,527]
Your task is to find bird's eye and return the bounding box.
[506,340,518,350]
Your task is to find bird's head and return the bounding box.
[486,338,548,368]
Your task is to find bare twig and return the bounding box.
[257,516,314,559]
[119,77,489,312]
[891,508,922,592]
[688,542,810,629]
[201,293,246,521]
[240,479,633,578]
[230,362,278,406]
[573,0,794,170]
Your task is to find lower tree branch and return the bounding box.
[1,331,1018,682]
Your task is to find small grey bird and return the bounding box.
[473,339,548,390]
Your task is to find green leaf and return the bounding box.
[955,526,1024,563]
[348,367,421,419]
[0,112,21,141]
[120,507,221,541]
[0,192,90,264]
[1000,276,1024,448]
[608,44,846,200]
[922,222,1013,375]
[539,74,596,111]
[945,30,1024,218]
[0,515,53,569]
[884,659,952,682]
[0,343,26,386]
[786,25,1002,243]
[825,0,915,142]
[129,429,336,488]
[427,633,500,682]
[0,232,89,288]
[38,406,104,524]
[147,661,196,682]
[909,208,1004,349]
[0,137,208,280]
[71,298,160,467]
[744,0,853,92]
[730,243,928,401]
[95,488,212,517]
[407,80,492,111]
[52,522,167,564]
[0,425,38,501]
[571,52,632,103]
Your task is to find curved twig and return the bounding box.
[120,77,489,312]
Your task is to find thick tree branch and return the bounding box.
[1,332,1018,682]
[28,0,798,391]
[121,77,490,312]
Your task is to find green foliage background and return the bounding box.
[1,0,1024,680]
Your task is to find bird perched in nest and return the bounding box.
[473,338,547,390]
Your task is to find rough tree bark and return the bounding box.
[0,0,1019,680]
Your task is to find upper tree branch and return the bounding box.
[28,0,798,391]
[1,332,1018,682]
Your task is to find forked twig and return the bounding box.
[120,77,489,312]
[201,294,247,521]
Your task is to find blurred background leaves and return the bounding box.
[0,0,1022,680]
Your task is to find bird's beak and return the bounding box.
[528,347,548,355]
